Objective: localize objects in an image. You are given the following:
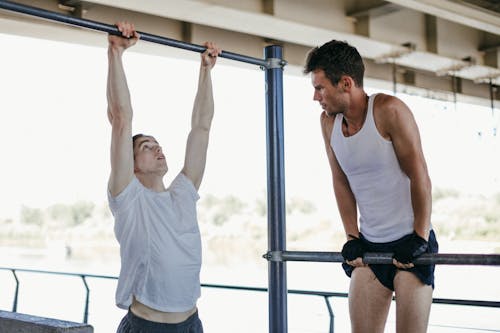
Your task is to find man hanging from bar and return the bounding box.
[106,21,221,333]
[304,40,439,333]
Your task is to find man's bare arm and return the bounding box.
[320,112,359,239]
[381,95,432,240]
[182,42,221,190]
[107,22,139,197]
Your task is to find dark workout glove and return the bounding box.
[393,231,428,264]
[341,234,365,262]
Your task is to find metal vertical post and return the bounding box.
[490,79,497,137]
[264,45,287,333]
[489,79,495,116]
[11,269,19,312]
[81,275,90,324]
[392,61,397,95]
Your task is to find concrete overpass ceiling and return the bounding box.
[1,0,499,106]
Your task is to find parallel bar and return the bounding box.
[266,251,500,265]
[0,0,268,67]
[264,45,288,333]
[432,298,500,308]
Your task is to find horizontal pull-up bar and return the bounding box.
[264,251,500,265]
[0,0,270,68]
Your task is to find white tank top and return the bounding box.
[331,94,414,242]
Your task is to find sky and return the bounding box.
[0,32,499,221]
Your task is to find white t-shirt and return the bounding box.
[108,173,201,312]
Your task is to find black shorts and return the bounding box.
[342,230,438,291]
[117,309,203,333]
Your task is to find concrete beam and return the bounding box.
[0,0,498,106]
[386,0,500,35]
[0,310,93,333]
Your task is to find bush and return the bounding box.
[20,206,44,225]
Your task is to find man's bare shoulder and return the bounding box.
[374,93,413,122]
[372,93,415,140]
[320,110,336,124]
[320,111,335,135]
[373,93,399,109]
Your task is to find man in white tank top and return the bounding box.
[304,40,438,333]
[106,22,221,333]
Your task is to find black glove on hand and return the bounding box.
[341,235,365,262]
[393,231,428,264]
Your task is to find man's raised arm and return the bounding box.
[107,22,139,197]
[182,42,221,190]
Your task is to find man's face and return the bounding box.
[133,136,168,175]
[311,69,347,117]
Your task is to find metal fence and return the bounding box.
[1,266,499,333]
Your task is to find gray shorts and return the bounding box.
[117,309,203,333]
[342,230,439,291]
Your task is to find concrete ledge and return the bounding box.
[0,310,93,333]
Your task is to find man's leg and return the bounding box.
[394,270,433,333]
[349,266,393,333]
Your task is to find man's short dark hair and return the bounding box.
[303,40,365,87]
[132,133,146,157]
[132,133,145,147]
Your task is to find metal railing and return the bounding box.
[264,251,500,265]
[1,266,499,333]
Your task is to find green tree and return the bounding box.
[286,197,316,215]
[48,203,72,222]
[48,201,96,226]
[20,205,44,225]
[212,195,245,226]
[70,201,95,226]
